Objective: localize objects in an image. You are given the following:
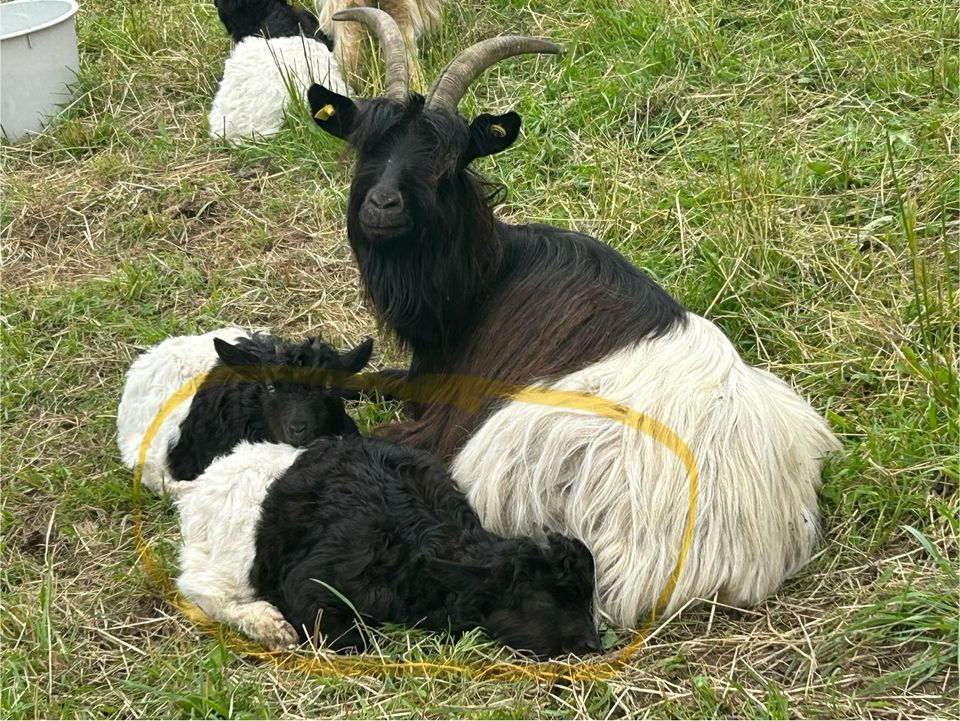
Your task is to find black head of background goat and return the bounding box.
[214,0,330,46]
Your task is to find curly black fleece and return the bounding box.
[250,435,603,658]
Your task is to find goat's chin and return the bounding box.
[363,225,409,247]
[358,222,412,245]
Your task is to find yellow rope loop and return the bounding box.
[131,369,699,682]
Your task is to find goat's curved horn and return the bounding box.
[425,36,561,111]
[332,7,409,102]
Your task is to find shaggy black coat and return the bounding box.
[166,334,372,481]
[214,0,332,48]
[250,435,602,657]
[307,87,687,459]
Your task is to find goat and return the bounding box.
[209,0,347,142]
[305,9,843,629]
[316,0,442,86]
[170,437,601,657]
[116,328,372,494]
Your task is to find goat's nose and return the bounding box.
[567,635,602,655]
[288,421,307,435]
[366,187,403,212]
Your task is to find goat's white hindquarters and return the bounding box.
[451,312,841,628]
[174,441,304,648]
[209,36,348,143]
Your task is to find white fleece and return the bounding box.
[169,441,305,649]
[451,312,841,628]
[209,35,349,143]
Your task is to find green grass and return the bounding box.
[1,0,957,717]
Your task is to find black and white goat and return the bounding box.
[116,328,372,493]
[305,9,842,628]
[209,0,348,142]
[171,437,601,657]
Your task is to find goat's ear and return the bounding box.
[335,337,374,373]
[213,338,264,382]
[464,112,522,163]
[546,533,595,583]
[308,83,357,139]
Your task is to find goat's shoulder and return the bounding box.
[496,221,686,319]
[260,2,327,46]
[501,222,650,279]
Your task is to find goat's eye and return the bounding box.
[265,384,276,394]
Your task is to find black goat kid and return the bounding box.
[214,0,330,46]
[251,436,602,657]
[167,334,372,481]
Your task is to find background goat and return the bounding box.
[171,437,601,657]
[116,328,372,493]
[306,9,842,629]
[316,0,442,85]
[209,0,347,142]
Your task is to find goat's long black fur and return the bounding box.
[166,334,371,481]
[214,0,332,48]
[308,88,686,458]
[250,435,601,657]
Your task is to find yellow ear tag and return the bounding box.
[490,123,507,138]
[314,104,336,121]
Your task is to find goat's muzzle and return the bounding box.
[359,186,409,240]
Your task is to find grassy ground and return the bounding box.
[2,0,957,717]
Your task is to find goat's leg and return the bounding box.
[337,367,410,403]
[137,461,170,496]
[162,478,197,500]
[330,0,366,86]
[221,599,299,650]
[197,595,299,650]
[178,562,298,650]
[366,366,411,403]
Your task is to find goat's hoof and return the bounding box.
[252,605,299,650]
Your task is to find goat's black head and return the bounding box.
[307,8,559,249]
[428,533,601,658]
[214,0,323,44]
[214,0,276,40]
[213,334,373,446]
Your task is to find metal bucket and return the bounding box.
[1,0,80,143]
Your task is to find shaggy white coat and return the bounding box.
[209,35,348,143]
[116,327,249,494]
[451,312,841,628]
[169,441,304,649]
